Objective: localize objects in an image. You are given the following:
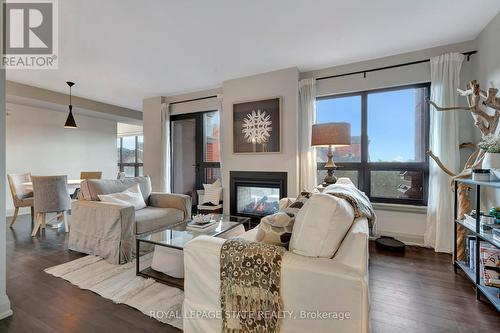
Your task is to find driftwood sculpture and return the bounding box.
[427,80,500,259]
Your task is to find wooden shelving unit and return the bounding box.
[454,179,500,311]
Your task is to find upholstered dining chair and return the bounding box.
[31,176,71,237]
[80,171,102,180]
[7,173,34,228]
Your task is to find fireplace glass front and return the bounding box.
[236,186,280,216]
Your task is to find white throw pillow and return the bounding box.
[203,178,222,190]
[97,183,147,210]
[289,193,355,258]
[202,178,222,205]
[202,186,222,205]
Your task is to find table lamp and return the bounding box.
[311,122,351,185]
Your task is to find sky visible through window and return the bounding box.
[316,89,418,162]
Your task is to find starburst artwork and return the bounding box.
[233,98,281,153]
[242,109,273,146]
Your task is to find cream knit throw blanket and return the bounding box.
[324,183,377,236]
[220,238,286,333]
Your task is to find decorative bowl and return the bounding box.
[192,214,213,224]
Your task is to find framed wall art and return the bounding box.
[233,97,281,154]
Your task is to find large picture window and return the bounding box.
[117,135,144,177]
[316,83,430,205]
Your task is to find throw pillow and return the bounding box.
[201,178,222,205]
[256,191,312,248]
[97,183,147,210]
[203,178,222,190]
[202,186,222,205]
[286,191,313,212]
[289,193,355,258]
[256,212,295,247]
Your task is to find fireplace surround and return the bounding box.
[230,171,287,224]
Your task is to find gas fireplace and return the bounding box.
[230,171,287,224]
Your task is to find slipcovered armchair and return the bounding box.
[69,176,191,264]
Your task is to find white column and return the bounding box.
[0,19,13,318]
[143,96,165,192]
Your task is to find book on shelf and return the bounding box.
[484,278,500,288]
[465,235,474,269]
[480,243,500,286]
[494,228,500,242]
[463,214,477,229]
[467,236,476,272]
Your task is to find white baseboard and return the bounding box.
[0,295,12,320]
[371,231,425,247]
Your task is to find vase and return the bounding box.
[482,152,500,180]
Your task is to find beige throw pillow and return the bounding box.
[256,191,312,248]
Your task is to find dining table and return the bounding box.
[22,179,83,190]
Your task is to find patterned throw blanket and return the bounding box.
[324,183,377,236]
[220,238,286,333]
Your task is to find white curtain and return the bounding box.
[425,53,464,253]
[298,78,317,191]
[160,103,171,193]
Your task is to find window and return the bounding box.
[315,83,429,205]
[201,111,221,184]
[170,110,221,195]
[117,135,144,177]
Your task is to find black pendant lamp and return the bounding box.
[64,81,77,128]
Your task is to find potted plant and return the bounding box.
[478,134,500,179]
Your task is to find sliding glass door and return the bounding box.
[171,111,220,205]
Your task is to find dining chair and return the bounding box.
[31,176,71,237]
[80,171,102,180]
[7,173,35,228]
[73,171,102,199]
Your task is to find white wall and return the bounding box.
[221,68,300,212]
[476,12,500,99]
[6,103,118,214]
[475,12,500,209]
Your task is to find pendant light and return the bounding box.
[64,81,77,128]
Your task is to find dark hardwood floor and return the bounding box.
[1,214,181,333]
[369,242,500,333]
[1,214,499,332]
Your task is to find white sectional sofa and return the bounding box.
[183,192,370,333]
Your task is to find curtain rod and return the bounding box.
[315,50,477,81]
[169,95,218,105]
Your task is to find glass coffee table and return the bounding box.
[136,214,251,289]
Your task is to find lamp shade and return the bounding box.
[64,105,77,128]
[311,122,351,147]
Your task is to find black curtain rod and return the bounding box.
[315,50,477,81]
[169,95,218,105]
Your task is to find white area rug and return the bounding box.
[44,255,184,330]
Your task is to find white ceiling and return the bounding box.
[6,0,500,110]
